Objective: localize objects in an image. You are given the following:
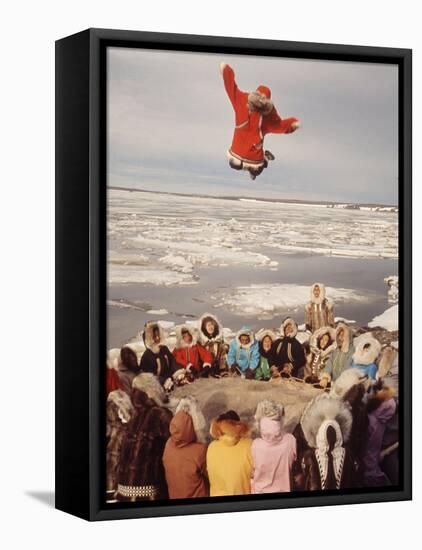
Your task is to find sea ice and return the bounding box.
[368,305,398,331]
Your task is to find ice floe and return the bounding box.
[211,283,375,317]
[368,305,398,331]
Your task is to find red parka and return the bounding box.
[172,325,213,373]
[222,64,298,163]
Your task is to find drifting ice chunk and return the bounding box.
[368,305,398,332]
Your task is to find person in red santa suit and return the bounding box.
[221,62,300,180]
[172,325,214,379]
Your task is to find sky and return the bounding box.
[107,47,398,205]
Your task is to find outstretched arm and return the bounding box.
[263,106,300,135]
[220,62,242,110]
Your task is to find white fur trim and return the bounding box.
[353,333,382,365]
[310,282,326,305]
[175,324,198,348]
[175,396,208,444]
[330,367,369,399]
[280,317,298,338]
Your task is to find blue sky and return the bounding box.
[107,47,398,205]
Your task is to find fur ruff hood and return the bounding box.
[256,329,277,342]
[353,333,381,365]
[142,321,167,353]
[198,313,224,344]
[280,317,298,338]
[175,324,198,348]
[175,396,208,444]
[132,372,168,406]
[310,282,327,305]
[330,367,370,400]
[210,418,250,446]
[335,323,353,353]
[300,393,353,448]
[310,326,337,356]
[248,90,273,114]
[235,326,255,349]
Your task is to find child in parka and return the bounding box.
[251,400,296,494]
[162,397,209,499]
[271,318,306,378]
[207,410,253,496]
[305,283,335,333]
[255,329,277,381]
[226,326,260,379]
[140,321,180,391]
[304,326,337,384]
[198,313,229,376]
[221,63,300,180]
[172,325,214,378]
[320,322,355,387]
[352,333,381,380]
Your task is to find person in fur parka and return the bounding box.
[139,321,180,390]
[172,324,214,378]
[162,397,209,499]
[363,381,397,487]
[271,318,306,378]
[221,63,300,180]
[293,393,355,491]
[304,326,337,384]
[106,389,134,500]
[305,283,335,333]
[255,329,277,381]
[207,410,253,496]
[251,400,296,493]
[198,313,229,374]
[226,325,260,379]
[320,322,355,387]
[116,373,173,502]
[352,333,382,380]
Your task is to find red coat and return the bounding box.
[222,64,298,163]
[173,344,213,373]
[106,366,123,396]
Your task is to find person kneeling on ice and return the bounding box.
[319,322,355,388]
[226,326,260,379]
[172,325,214,379]
[163,397,209,499]
[198,313,229,376]
[305,283,335,333]
[255,330,277,381]
[251,401,296,494]
[271,318,306,378]
[207,410,253,496]
[220,62,300,180]
[304,326,337,384]
[352,333,381,380]
[140,321,182,391]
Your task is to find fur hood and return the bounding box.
[335,323,353,353]
[256,329,277,342]
[310,326,337,356]
[254,399,284,433]
[175,396,208,444]
[235,326,255,349]
[300,393,353,448]
[142,321,167,353]
[132,372,168,406]
[310,282,327,305]
[175,324,198,348]
[107,389,134,424]
[248,90,273,114]
[210,417,250,446]
[330,367,370,400]
[280,317,298,338]
[198,313,224,344]
[353,333,381,365]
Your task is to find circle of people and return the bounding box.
[106,282,398,503]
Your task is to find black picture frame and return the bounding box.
[55,28,412,521]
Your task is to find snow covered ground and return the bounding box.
[107,188,398,286]
[369,304,399,331]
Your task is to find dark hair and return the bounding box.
[120,346,140,373]
[201,316,218,338]
[217,410,240,422]
[318,332,333,350]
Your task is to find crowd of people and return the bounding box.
[106,282,399,503]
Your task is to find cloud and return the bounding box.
[107,47,398,204]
